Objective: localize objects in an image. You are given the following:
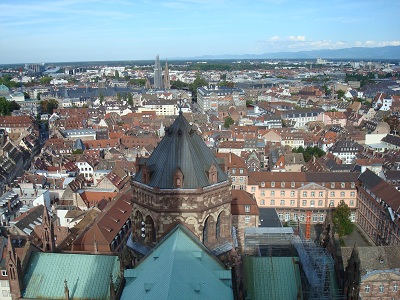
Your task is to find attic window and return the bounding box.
[103,227,113,232]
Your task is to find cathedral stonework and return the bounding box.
[131,111,233,252]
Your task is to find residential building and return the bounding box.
[357,169,400,246]
[247,172,359,223]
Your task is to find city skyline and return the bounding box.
[1,0,400,64]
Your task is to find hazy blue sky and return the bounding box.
[1,0,399,63]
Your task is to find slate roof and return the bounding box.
[134,112,228,189]
[22,252,120,299]
[121,224,233,300]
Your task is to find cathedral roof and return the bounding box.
[134,112,228,189]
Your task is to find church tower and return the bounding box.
[163,59,170,90]
[41,205,55,252]
[131,111,232,253]
[6,239,23,300]
[153,55,162,89]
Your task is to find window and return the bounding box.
[379,284,384,293]
[300,214,305,221]
[291,182,295,187]
[330,191,335,197]
[285,213,290,221]
[232,168,236,174]
[271,191,275,196]
[293,213,298,221]
[280,191,285,196]
[260,199,265,205]
[341,182,345,188]
[319,214,324,222]
[302,200,307,206]
[351,182,355,188]
[261,191,265,196]
[331,183,335,188]
[1,270,7,276]
[364,285,370,293]
[281,182,285,187]
[2,291,8,297]
[393,283,398,292]
[261,181,265,187]
[251,187,256,192]
[271,182,275,187]
[280,200,285,206]
[245,216,251,224]
[318,200,323,206]
[239,169,244,174]
[310,200,315,206]
[244,205,250,213]
[290,200,295,206]
[303,191,307,197]
[278,213,283,220]
[319,191,323,197]
[311,192,315,197]
[239,177,244,182]
[330,200,335,207]
[340,191,345,197]
[350,192,355,197]
[312,214,317,222]
[350,200,354,206]
[270,199,275,205]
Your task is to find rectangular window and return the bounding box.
[1,270,6,276]
[271,182,275,187]
[245,216,250,224]
[312,215,318,222]
[379,284,384,293]
[290,200,295,206]
[270,199,275,205]
[280,191,285,196]
[350,200,354,206]
[364,285,370,293]
[330,200,335,207]
[319,191,323,197]
[350,192,355,197]
[318,200,323,206]
[330,191,335,197]
[251,187,256,192]
[293,213,298,221]
[310,200,315,206]
[319,214,324,222]
[244,205,250,212]
[291,191,295,196]
[310,192,315,197]
[340,191,345,197]
[271,191,275,196]
[280,200,285,206]
[291,182,295,188]
[261,191,265,196]
[393,283,398,292]
[303,191,307,197]
[260,200,265,205]
[302,200,307,206]
[239,169,244,174]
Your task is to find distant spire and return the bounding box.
[164,58,171,90]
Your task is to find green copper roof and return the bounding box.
[23,252,120,299]
[134,112,228,189]
[121,224,233,300]
[243,256,302,300]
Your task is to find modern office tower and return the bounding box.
[154,55,162,89]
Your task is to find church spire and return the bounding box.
[164,59,170,90]
[6,238,23,299]
[41,205,55,252]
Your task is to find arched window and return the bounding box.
[202,217,209,244]
[216,214,221,238]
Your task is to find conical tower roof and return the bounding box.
[134,112,227,189]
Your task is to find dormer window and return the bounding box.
[271,182,275,187]
[208,164,218,184]
[261,182,265,187]
[173,168,184,188]
[244,205,250,213]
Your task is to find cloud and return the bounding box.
[288,35,305,41]
[269,36,280,41]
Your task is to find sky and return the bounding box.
[1,0,400,64]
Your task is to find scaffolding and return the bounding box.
[244,227,344,299]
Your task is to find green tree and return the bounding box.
[189,73,208,101]
[40,77,52,85]
[223,116,234,129]
[170,79,188,90]
[218,81,235,88]
[46,99,59,114]
[0,97,11,116]
[99,92,104,104]
[127,93,133,106]
[23,92,30,99]
[332,201,354,237]
[9,101,20,112]
[337,89,345,99]
[72,149,84,155]
[36,92,41,100]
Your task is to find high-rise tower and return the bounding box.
[153,55,162,89]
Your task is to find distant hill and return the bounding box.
[183,46,400,60]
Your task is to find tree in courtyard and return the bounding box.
[332,200,354,237]
[337,89,345,100]
[224,116,234,129]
